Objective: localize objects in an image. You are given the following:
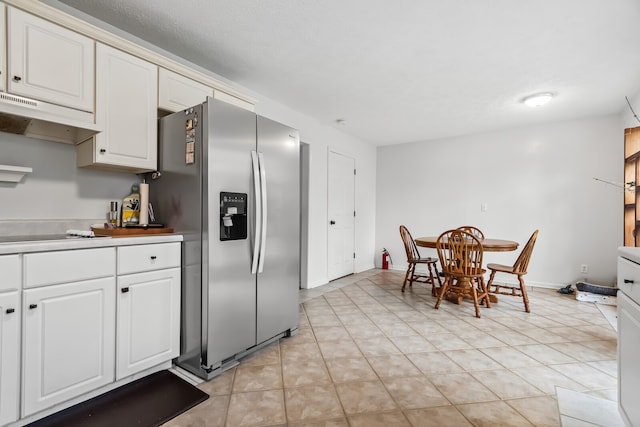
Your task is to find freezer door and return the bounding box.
[256,116,300,344]
[204,98,258,367]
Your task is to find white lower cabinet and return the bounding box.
[116,268,180,380]
[0,291,20,426]
[4,239,181,424]
[22,278,116,416]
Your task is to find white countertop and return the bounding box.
[619,246,640,265]
[0,234,183,255]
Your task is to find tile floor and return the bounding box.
[165,269,621,427]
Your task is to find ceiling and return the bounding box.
[53,0,640,146]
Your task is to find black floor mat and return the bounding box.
[27,370,209,427]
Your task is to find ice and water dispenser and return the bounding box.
[220,192,247,240]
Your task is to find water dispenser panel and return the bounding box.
[220,192,247,241]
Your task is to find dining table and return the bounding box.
[415,235,519,304]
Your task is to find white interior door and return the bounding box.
[328,150,355,281]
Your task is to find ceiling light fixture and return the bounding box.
[522,93,554,107]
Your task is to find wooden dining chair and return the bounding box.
[457,225,484,240]
[435,228,491,318]
[486,230,539,313]
[399,225,442,295]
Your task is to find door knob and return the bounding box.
[330,220,336,225]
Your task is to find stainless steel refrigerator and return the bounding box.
[150,97,299,380]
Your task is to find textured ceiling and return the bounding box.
[53,0,640,145]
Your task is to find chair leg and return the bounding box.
[479,276,491,308]
[470,283,481,318]
[427,262,438,296]
[486,270,497,293]
[408,263,416,288]
[518,275,530,313]
[434,264,442,286]
[435,276,450,309]
[402,264,412,292]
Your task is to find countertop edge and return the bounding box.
[0,234,183,254]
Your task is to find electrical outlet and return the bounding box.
[580,264,588,274]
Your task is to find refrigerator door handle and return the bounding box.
[257,152,268,273]
[251,150,262,274]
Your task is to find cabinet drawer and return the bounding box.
[618,257,640,304]
[118,243,180,275]
[0,255,20,292]
[24,248,115,288]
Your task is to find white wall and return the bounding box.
[376,115,623,288]
[0,133,138,220]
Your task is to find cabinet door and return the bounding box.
[116,268,180,380]
[22,278,115,416]
[618,291,640,427]
[7,7,94,112]
[158,68,213,113]
[0,292,19,426]
[91,43,158,171]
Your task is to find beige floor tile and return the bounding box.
[443,349,504,371]
[197,368,235,396]
[282,357,331,388]
[514,343,577,364]
[586,359,617,377]
[548,363,617,390]
[456,330,508,348]
[407,351,462,375]
[389,334,438,353]
[288,419,349,427]
[487,329,539,346]
[404,406,473,426]
[377,321,417,337]
[549,342,615,362]
[426,333,473,351]
[471,369,545,399]
[347,410,412,427]
[354,335,402,356]
[366,354,422,378]
[324,357,378,383]
[284,384,344,423]
[429,372,499,404]
[480,346,542,369]
[163,394,230,427]
[232,364,283,392]
[312,325,352,342]
[343,322,385,339]
[382,375,449,409]
[457,400,535,426]
[226,389,286,427]
[335,380,398,415]
[239,342,280,366]
[281,342,323,363]
[511,365,589,394]
[506,395,561,427]
[280,328,317,346]
[318,339,363,359]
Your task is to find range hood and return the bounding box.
[0,92,101,144]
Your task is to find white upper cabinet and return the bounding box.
[7,6,94,112]
[158,68,213,113]
[77,43,157,173]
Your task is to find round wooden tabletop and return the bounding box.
[415,236,519,252]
